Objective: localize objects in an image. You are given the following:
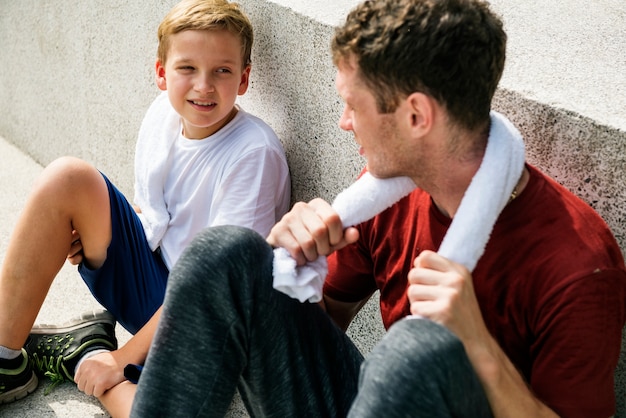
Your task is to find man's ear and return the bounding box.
[406,92,434,135]
[155,60,167,91]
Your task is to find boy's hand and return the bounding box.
[266,198,359,266]
[74,350,125,398]
[67,229,84,265]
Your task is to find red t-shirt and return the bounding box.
[324,164,626,417]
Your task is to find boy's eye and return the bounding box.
[178,66,195,71]
[216,68,232,74]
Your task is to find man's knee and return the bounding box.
[366,318,468,378]
[185,225,270,264]
[354,318,485,416]
[171,225,273,293]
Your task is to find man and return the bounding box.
[131,0,626,416]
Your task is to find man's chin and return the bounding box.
[365,164,392,179]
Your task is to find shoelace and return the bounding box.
[30,353,71,395]
[30,335,74,395]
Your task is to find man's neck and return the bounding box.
[430,165,529,219]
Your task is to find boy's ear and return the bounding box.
[237,65,251,95]
[155,60,167,91]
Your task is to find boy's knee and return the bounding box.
[43,156,95,180]
[36,156,101,196]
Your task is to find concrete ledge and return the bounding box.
[1,1,625,416]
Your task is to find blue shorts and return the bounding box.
[79,174,169,335]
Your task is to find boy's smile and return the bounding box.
[156,29,250,139]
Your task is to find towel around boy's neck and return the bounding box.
[272,111,526,303]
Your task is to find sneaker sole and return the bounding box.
[0,371,38,404]
[30,310,116,335]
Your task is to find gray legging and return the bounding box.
[131,225,493,418]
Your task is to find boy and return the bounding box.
[0,0,290,415]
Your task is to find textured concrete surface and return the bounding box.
[0,0,625,416]
[267,0,626,132]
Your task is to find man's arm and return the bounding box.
[320,294,372,332]
[464,330,558,417]
[407,250,558,418]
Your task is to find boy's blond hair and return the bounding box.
[157,0,253,67]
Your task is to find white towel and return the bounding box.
[273,111,525,303]
[272,174,416,302]
[133,92,180,251]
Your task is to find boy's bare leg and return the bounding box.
[98,381,136,418]
[0,156,112,350]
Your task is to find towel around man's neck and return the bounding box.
[273,111,526,303]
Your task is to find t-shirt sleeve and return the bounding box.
[529,268,626,417]
[210,146,290,238]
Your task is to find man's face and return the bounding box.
[335,58,408,179]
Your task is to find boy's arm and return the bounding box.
[74,307,162,397]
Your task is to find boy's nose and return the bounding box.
[195,75,216,94]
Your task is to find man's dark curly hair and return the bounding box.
[331,0,506,131]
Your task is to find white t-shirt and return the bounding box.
[159,109,290,267]
[135,93,290,269]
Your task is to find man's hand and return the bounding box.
[266,198,359,266]
[406,250,490,347]
[74,350,125,398]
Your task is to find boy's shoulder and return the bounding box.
[224,107,281,146]
[141,92,176,130]
[137,92,180,148]
[146,91,170,113]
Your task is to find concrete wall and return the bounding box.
[1,0,625,416]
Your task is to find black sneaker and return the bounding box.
[0,348,38,404]
[25,310,118,393]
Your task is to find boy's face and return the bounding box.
[156,29,250,139]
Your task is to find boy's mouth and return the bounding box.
[189,100,216,108]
